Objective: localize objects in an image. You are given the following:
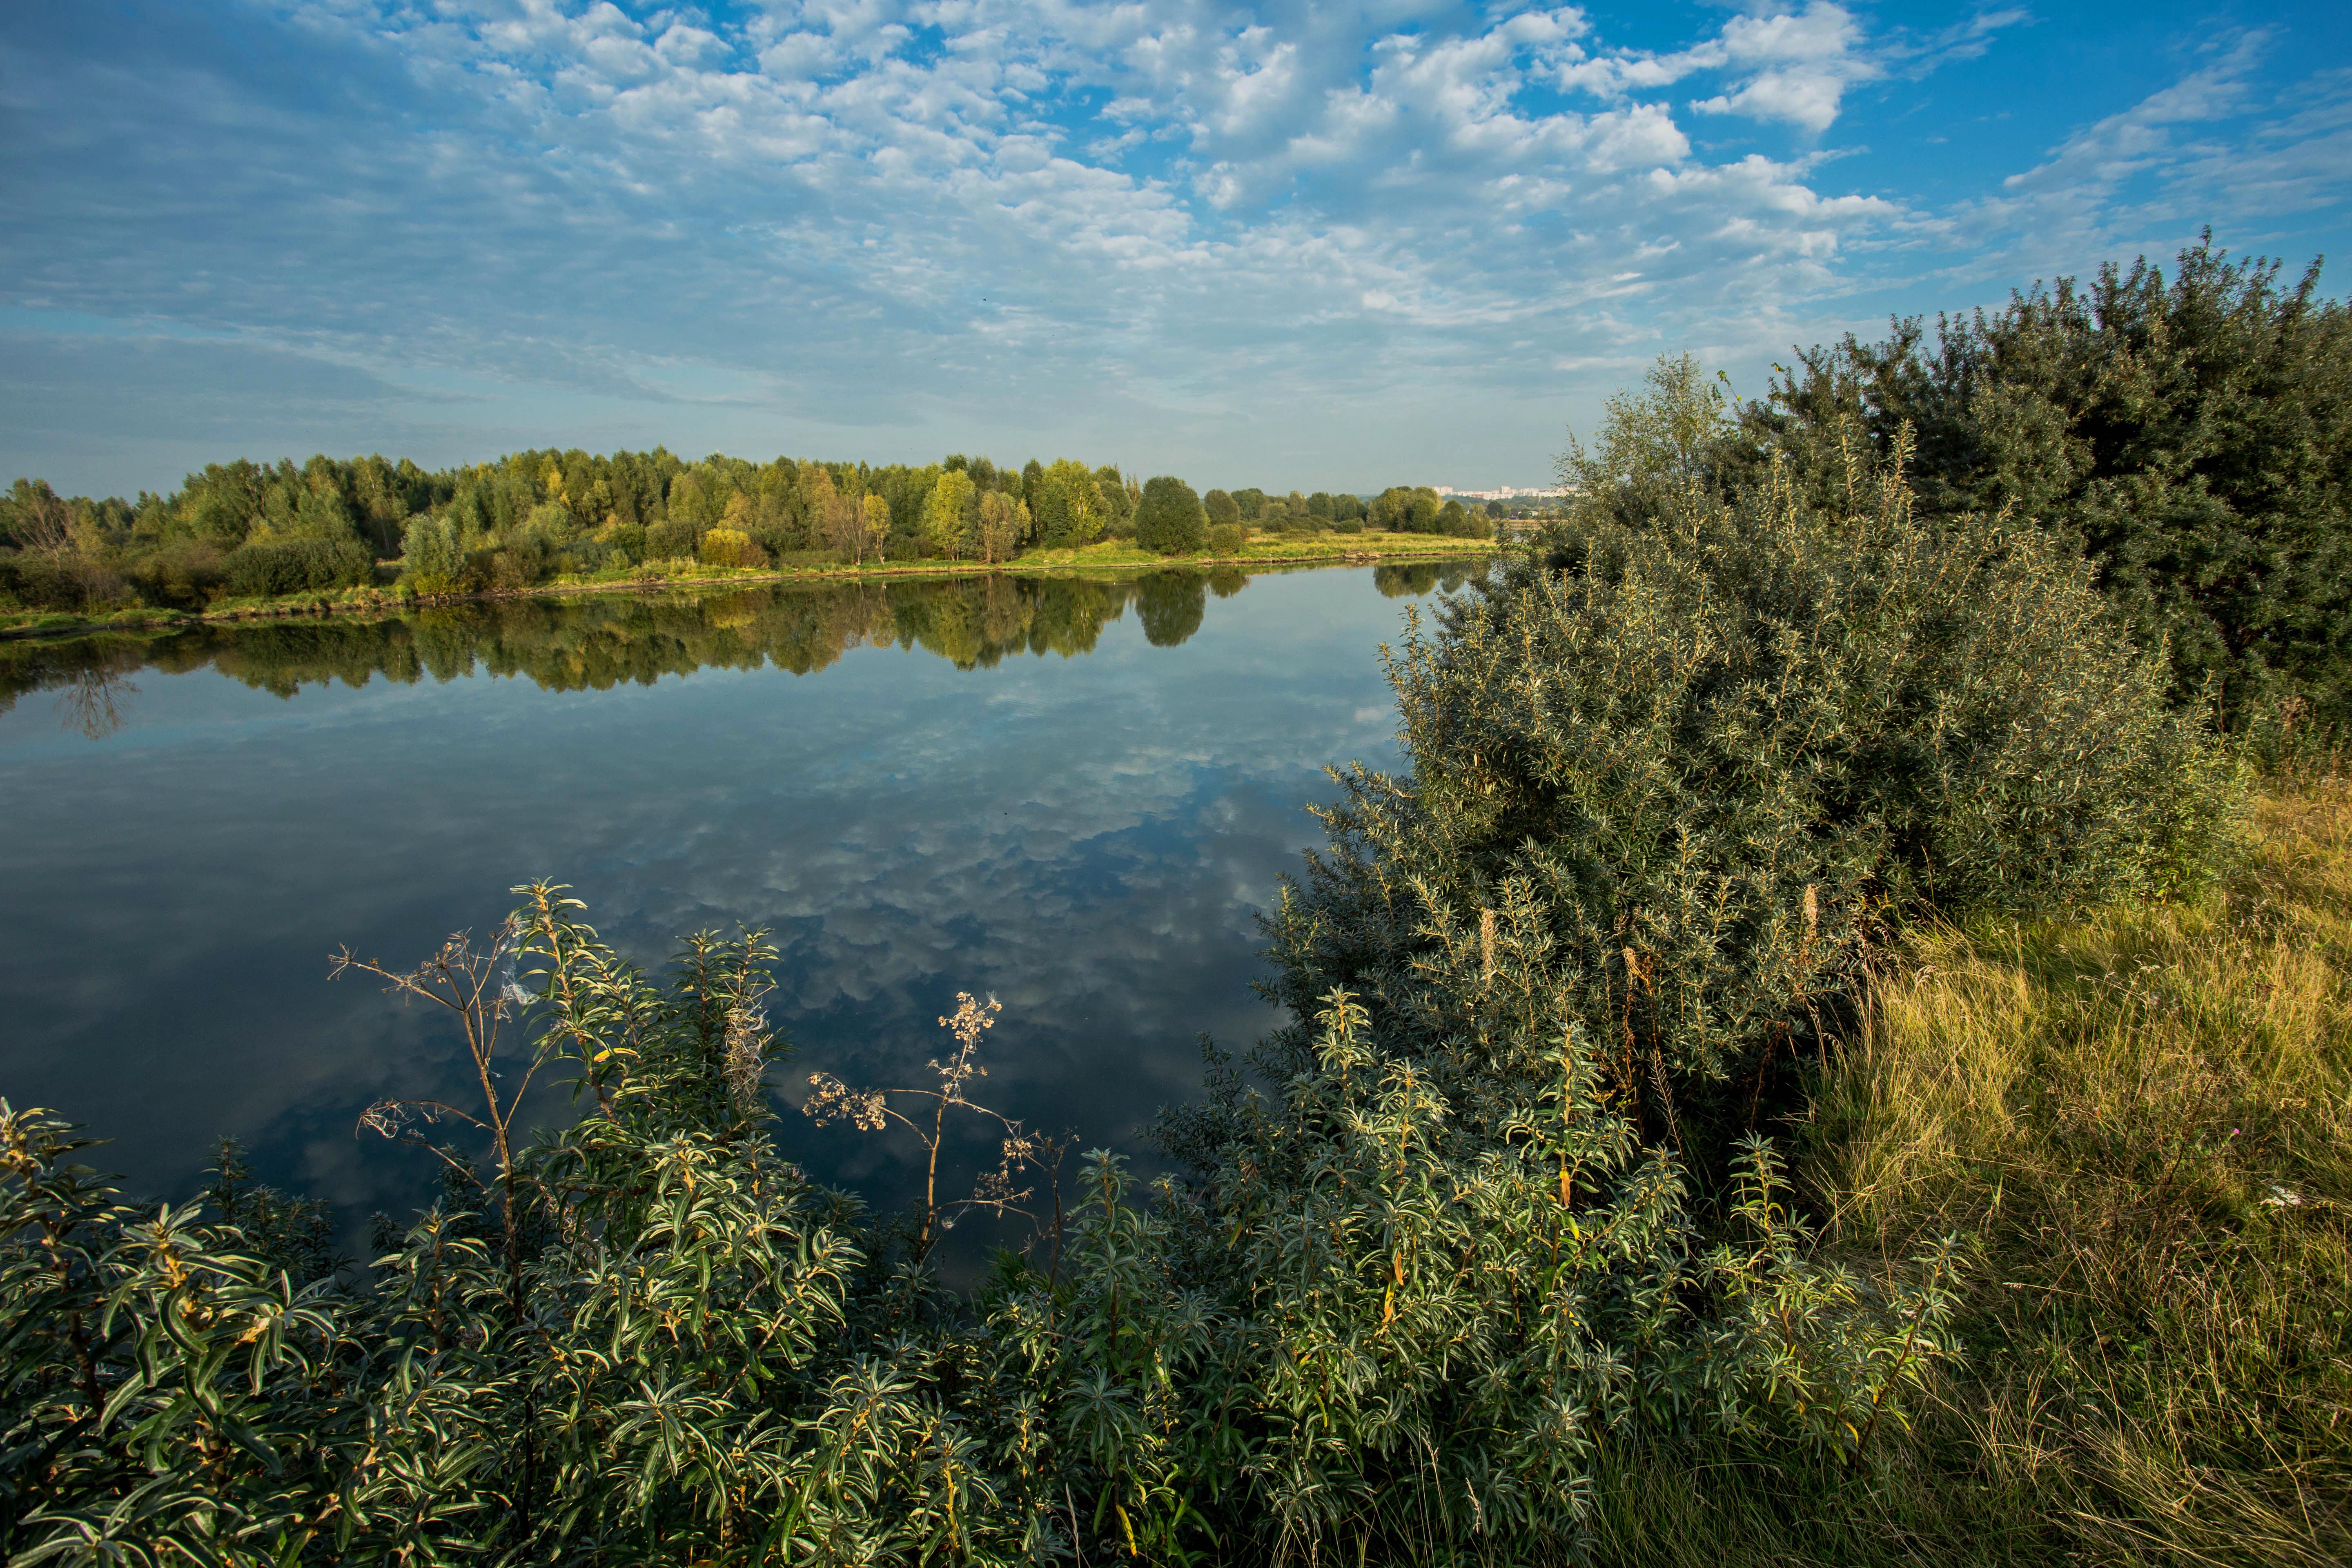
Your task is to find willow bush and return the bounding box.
[1243,436,2237,1149]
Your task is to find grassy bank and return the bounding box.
[1588,779,2352,1566]
[0,530,1494,640]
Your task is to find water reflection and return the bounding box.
[56,665,139,740]
[0,570,1348,717]
[0,562,1484,1272]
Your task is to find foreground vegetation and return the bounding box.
[5,778,2342,1564]
[2,234,2344,1563]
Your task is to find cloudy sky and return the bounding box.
[5,1,2348,497]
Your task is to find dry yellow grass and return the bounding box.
[1574,784,2349,1567]
[1795,782,2352,1565]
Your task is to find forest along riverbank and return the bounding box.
[0,531,1499,641]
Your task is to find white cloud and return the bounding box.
[1,1,2344,496]
[1561,2,1876,132]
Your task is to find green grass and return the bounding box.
[1583,781,2352,1566]
[0,604,194,636]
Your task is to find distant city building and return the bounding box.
[1429,485,1568,502]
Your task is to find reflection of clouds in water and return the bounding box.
[0,566,1468,1256]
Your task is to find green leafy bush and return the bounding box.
[0,895,1053,1564]
[1135,476,1205,555]
[1254,439,2237,1147]
[699,527,768,569]
[397,515,463,593]
[643,517,697,561]
[220,537,373,598]
[601,519,646,564]
[1205,521,1244,555]
[0,551,102,612]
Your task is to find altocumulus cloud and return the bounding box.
[2,0,2347,494]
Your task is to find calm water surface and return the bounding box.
[0,562,1478,1262]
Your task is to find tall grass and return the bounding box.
[1589,782,2352,1566]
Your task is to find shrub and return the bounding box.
[559,535,610,575]
[221,537,373,598]
[1255,439,2239,1141]
[698,527,767,570]
[643,517,697,561]
[124,539,225,607]
[600,520,646,564]
[1113,437,2234,1560]
[486,548,532,593]
[0,550,96,611]
[0,895,1022,1565]
[1205,521,1244,555]
[1134,475,1205,555]
[398,515,463,593]
[1333,516,1363,534]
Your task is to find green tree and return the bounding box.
[1370,485,1441,531]
[1202,488,1240,525]
[977,491,1025,564]
[922,468,979,559]
[1557,352,1733,535]
[1134,476,1205,555]
[1092,466,1132,537]
[399,516,463,592]
[1731,235,2352,726]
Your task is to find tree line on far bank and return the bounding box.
[0,441,1501,619]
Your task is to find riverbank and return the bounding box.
[0,531,1497,641]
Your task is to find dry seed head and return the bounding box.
[803,1073,887,1133]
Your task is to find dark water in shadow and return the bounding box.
[0,561,1482,1269]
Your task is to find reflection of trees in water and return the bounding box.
[56,664,138,739]
[1134,572,1207,648]
[0,638,148,739]
[0,562,1486,709]
[1373,559,1483,600]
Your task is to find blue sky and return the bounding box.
[4,1,2348,497]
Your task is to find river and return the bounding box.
[0,559,1482,1269]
